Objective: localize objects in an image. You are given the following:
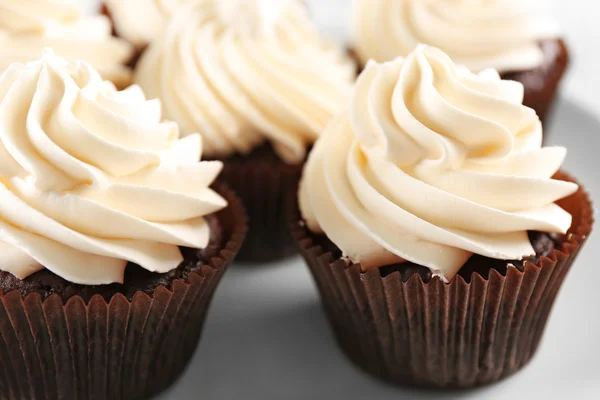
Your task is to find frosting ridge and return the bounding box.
[104,0,184,48]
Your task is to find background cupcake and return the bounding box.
[352,0,569,126]
[102,0,184,49]
[289,45,593,388]
[135,0,355,262]
[0,0,134,88]
[0,50,247,399]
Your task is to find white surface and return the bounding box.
[83,1,600,399]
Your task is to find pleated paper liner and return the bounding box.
[347,39,569,132]
[287,171,593,389]
[216,144,303,263]
[0,182,247,400]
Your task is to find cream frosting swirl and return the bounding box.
[353,0,561,73]
[299,45,577,281]
[0,0,133,87]
[0,49,227,285]
[135,0,355,164]
[104,0,184,48]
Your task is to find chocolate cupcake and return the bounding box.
[288,45,593,389]
[0,0,134,88]
[0,51,247,399]
[134,0,355,262]
[351,0,569,126]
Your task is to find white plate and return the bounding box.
[84,0,600,398]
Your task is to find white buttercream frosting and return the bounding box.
[0,50,227,285]
[104,0,184,48]
[299,45,577,281]
[353,0,561,73]
[135,0,355,164]
[0,0,133,87]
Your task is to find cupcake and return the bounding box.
[289,45,593,388]
[0,50,247,399]
[352,0,569,126]
[0,0,134,88]
[135,0,355,262]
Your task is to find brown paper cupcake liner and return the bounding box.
[287,171,593,389]
[0,183,247,400]
[216,145,303,263]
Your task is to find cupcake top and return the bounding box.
[299,45,577,281]
[0,0,133,87]
[135,0,355,164]
[104,0,184,49]
[0,50,227,285]
[353,0,560,73]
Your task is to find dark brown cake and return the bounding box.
[288,171,593,389]
[214,143,303,263]
[309,228,556,283]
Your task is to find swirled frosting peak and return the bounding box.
[105,0,185,48]
[135,0,355,164]
[0,50,227,285]
[353,0,561,73]
[299,45,577,281]
[0,0,133,87]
